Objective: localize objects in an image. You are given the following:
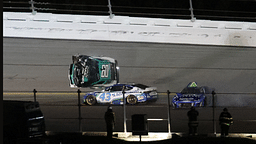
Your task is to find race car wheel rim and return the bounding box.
[86,95,96,105]
[127,95,137,105]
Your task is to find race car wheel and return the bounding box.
[86,95,97,105]
[126,95,137,105]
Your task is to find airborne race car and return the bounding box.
[172,82,209,108]
[83,83,158,105]
[69,54,119,88]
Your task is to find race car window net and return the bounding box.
[112,86,124,91]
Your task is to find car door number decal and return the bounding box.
[101,65,109,78]
[99,93,111,102]
[98,92,123,102]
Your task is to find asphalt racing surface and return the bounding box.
[3,37,256,142]
[3,37,256,92]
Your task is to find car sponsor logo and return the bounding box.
[138,96,145,100]
[188,82,198,88]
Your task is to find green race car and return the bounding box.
[69,54,119,88]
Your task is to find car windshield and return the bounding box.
[132,84,149,89]
[181,87,204,94]
[105,85,133,91]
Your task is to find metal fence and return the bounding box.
[42,90,256,134]
[4,89,255,134]
[3,0,256,22]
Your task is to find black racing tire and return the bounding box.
[86,95,97,105]
[126,95,137,105]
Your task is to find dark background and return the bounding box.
[3,0,256,22]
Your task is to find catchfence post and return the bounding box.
[29,0,37,15]
[212,90,216,135]
[189,0,196,22]
[122,86,127,133]
[33,89,37,102]
[108,0,114,19]
[167,90,172,134]
[78,89,82,132]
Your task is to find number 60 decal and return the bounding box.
[101,65,109,78]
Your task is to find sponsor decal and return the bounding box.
[188,82,198,88]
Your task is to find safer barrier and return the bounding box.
[3,12,256,47]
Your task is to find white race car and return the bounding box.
[83,83,158,105]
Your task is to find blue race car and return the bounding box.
[83,83,158,105]
[172,82,207,108]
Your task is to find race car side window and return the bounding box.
[112,86,123,91]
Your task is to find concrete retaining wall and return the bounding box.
[3,12,256,47]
